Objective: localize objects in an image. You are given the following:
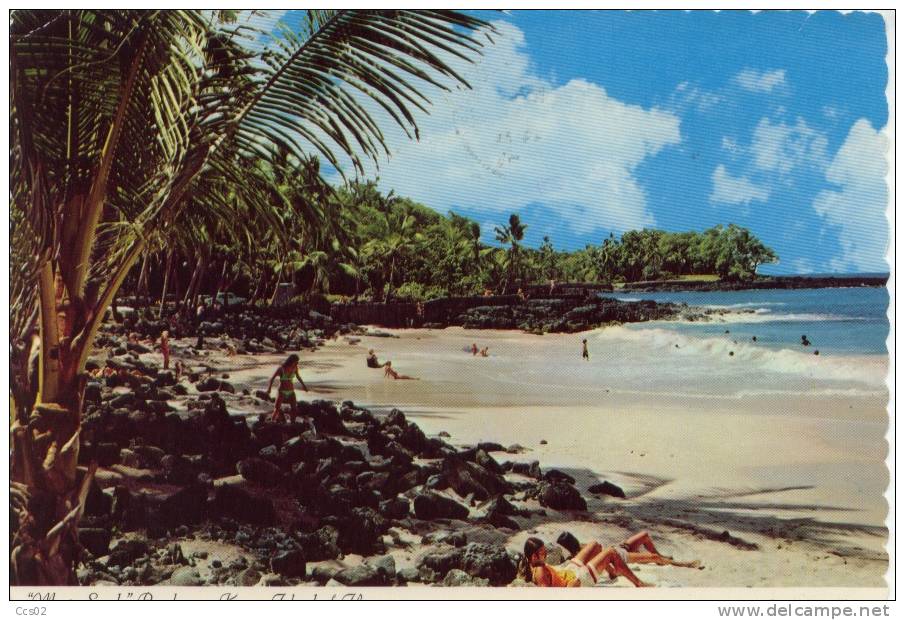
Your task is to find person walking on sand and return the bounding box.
[471,343,479,356]
[521,531,700,588]
[582,339,589,361]
[267,354,309,423]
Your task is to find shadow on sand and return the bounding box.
[514,465,888,562]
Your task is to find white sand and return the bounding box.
[170,325,889,591]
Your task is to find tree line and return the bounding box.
[287,181,778,301]
[113,177,779,308]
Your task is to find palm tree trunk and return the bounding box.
[213,259,229,306]
[183,254,207,309]
[249,271,266,307]
[269,272,282,306]
[111,293,122,323]
[181,255,202,308]
[11,264,96,585]
[158,249,174,317]
[386,256,396,302]
[191,256,209,309]
[136,251,151,310]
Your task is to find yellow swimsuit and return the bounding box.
[538,564,579,587]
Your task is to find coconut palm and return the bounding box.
[10,8,492,584]
[494,213,527,293]
[363,205,423,301]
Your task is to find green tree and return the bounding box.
[10,9,491,584]
[539,236,559,281]
[494,214,527,293]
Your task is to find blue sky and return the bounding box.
[272,10,890,274]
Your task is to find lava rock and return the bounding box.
[379,497,410,520]
[270,549,306,578]
[168,566,203,586]
[413,492,469,521]
[542,469,575,485]
[587,480,626,499]
[212,485,277,525]
[332,564,385,586]
[538,482,587,511]
[107,535,150,568]
[417,547,464,583]
[294,526,341,561]
[235,567,262,586]
[78,527,112,557]
[461,543,518,586]
[365,555,397,581]
[443,456,512,501]
[237,457,284,487]
[442,568,489,587]
[197,377,235,393]
[156,484,209,528]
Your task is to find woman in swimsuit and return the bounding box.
[522,531,700,588]
[383,361,417,380]
[267,354,308,423]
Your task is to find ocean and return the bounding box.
[572,285,893,399]
[607,285,890,355]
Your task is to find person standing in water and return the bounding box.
[267,354,309,423]
[582,339,589,361]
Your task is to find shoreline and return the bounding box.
[618,275,888,293]
[127,324,888,589]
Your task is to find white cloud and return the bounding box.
[709,164,769,206]
[812,119,889,272]
[735,68,787,93]
[750,117,829,174]
[346,21,681,235]
[672,81,724,112]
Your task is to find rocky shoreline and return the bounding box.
[620,274,888,293]
[66,298,760,588]
[76,336,627,587]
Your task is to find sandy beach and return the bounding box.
[179,325,889,591]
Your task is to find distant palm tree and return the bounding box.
[364,207,422,301]
[494,213,527,293]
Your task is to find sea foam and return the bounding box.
[595,325,887,388]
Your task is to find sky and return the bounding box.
[266,10,890,275]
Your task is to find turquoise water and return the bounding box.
[607,286,890,356]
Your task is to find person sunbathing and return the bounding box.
[522,531,700,588]
[383,361,417,380]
